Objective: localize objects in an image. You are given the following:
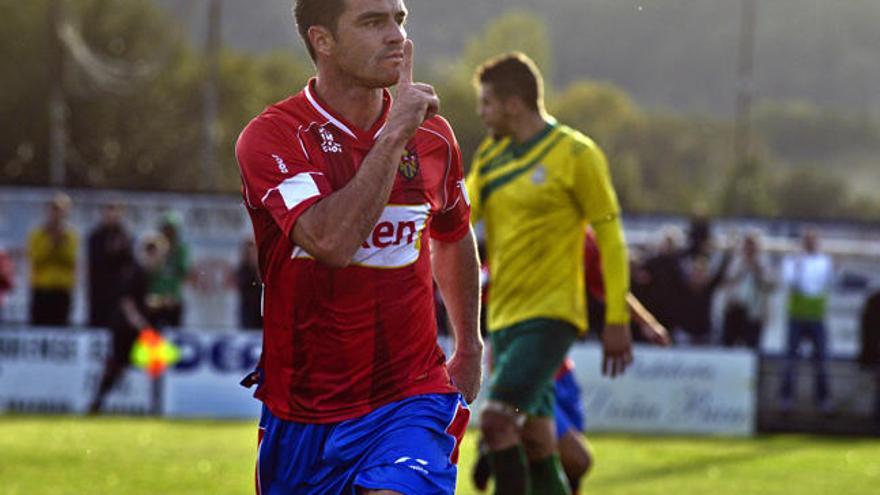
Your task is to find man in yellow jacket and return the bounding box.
[27,193,78,326]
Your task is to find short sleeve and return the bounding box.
[236,117,332,240]
[429,120,471,243]
[569,138,621,224]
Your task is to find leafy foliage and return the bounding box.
[1,3,877,220]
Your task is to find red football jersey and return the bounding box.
[236,79,470,423]
[584,228,605,301]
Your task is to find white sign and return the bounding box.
[1,329,758,435]
[0,328,152,414]
[571,344,757,436]
[163,330,262,418]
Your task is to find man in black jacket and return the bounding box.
[87,203,131,328]
[859,288,880,424]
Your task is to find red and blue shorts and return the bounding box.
[554,369,586,439]
[255,393,469,495]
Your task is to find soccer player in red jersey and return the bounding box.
[235,1,482,493]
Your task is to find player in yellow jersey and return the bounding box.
[467,53,633,495]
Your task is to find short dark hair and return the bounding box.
[293,0,348,62]
[475,52,544,112]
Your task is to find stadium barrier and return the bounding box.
[757,355,880,435]
[569,345,757,436]
[1,328,756,436]
[0,327,260,417]
[4,327,878,436]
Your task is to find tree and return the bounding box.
[549,81,638,147]
[717,156,777,217]
[455,11,553,87]
[214,50,312,191]
[773,167,852,220]
[0,0,312,193]
[0,0,53,185]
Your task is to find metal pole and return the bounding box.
[202,0,222,192]
[49,0,66,187]
[733,0,756,165]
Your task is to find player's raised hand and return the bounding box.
[601,323,633,378]
[385,39,440,142]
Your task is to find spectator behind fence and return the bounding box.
[149,213,190,327]
[860,287,880,367]
[27,193,77,326]
[858,286,880,424]
[639,225,687,335]
[679,248,732,345]
[0,245,14,321]
[235,238,262,330]
[780,229,834,413]
[88,234,161,414]
[87,203,132,328]
[640,216,721,345]
[722,232,773,349]
[143,230,173,326]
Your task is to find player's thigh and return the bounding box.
[489,318,578,414]
[350,394,468,495]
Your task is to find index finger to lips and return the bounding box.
[399,39,413,85]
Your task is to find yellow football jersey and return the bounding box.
[467,120,627,333]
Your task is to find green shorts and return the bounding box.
[488,318,578,417]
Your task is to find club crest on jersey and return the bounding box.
[398,148,420,180]
[532,164,546,184]
[319,126,342,153]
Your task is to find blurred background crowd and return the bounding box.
[3,191,879,374]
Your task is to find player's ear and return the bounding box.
[502,95,522,115]
[308,25,336,58]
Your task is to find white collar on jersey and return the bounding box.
[303,81,391,141]
[303,83,358,139]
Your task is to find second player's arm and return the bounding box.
[431,228,483,403]
[593,216,634,376]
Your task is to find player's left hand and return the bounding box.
[447,346,483,404]
[601,323,633,378]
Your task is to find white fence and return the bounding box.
[1,328,757,435]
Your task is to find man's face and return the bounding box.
[47,203,66,225]
[478,83,513,138]
[803,231,818,253]
[743,237,758,258]
[101,205,123,226]
[327,0,407,88]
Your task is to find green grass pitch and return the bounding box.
[1,416,878,494]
